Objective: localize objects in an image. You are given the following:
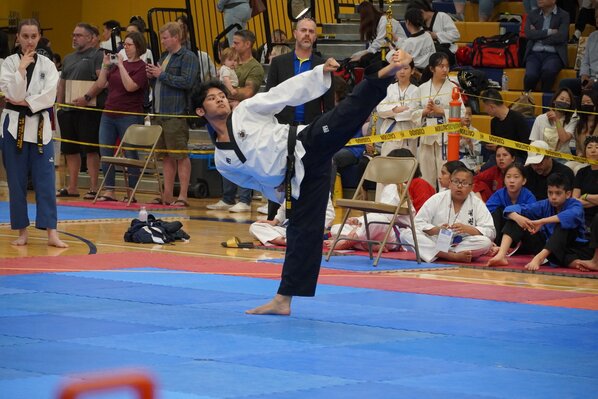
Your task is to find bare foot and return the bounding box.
[574,259,598,272]
[11,229,28,246]
[525,260,541,271]
[487,254,509,267]
[47,229,68,248]
[487,245,499,257]
[246,294,291,316]
[440,250,473,263]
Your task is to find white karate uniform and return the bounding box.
[429,12,460,53]
[250,196,335,246]
[331,184,412,250]
[377,82,421,156]
[400,190,496,263]
[398,30,436,69]
[416,78,466,187]
[352,16,407,59]
[0,54,58,144]
[214,64,331,204]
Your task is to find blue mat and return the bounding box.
[0,267,597,398]
[0,201,172,223]
[260,255,456,271]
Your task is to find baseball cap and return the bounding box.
[525,140,550,165]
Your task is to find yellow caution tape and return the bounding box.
[346,123,598,166]
[54,137,214,155]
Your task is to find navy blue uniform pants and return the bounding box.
[278,72,393,296]
[1,131,58,230]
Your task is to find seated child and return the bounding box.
[485,163,536,244]
[459,105,481,170]
[400,166,496,263]
[250,196,335,246]
[438,160,466,191]
[473,146,516,202]
[487,173,593,270]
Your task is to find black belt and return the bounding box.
[223,2,245,9]
[285,125,298,219]
[5,103,45,154]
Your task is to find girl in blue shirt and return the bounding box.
[486,163,536,244]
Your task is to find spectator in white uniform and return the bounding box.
[400,167,496,263]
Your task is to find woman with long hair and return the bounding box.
[350,1,407,66]
[416,52,465,188]
[473,146,517,202]
[529,87,579,158]
[0,19,66,247]
[377,59,421,156]
[485,163,536,244]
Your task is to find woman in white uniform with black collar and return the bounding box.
[0,19,66,247]
[416,52,465,189]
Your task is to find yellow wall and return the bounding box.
[3,0,334,60]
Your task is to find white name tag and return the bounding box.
[435,228,453,253]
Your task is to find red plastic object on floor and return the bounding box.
[57,369,155,399]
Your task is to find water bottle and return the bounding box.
[138,206,148,222]
[501,72,509,91]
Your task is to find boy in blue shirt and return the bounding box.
[487,173,593,270]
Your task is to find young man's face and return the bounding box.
[195,87,231,120]
[547,185,570,209]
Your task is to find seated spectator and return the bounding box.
[399,8,435,71]
[473,146,517,202]
[486,163,536,244]
[251,196,335,246]
[438,160,466,191]
[487,173,592,270]
[475,0,502,22]
[258,29,289,63]
[567,90,598,173]
[480,89,531,165]
[572,135,598,229]
[529,88,578,157]
[326,181,413,252]
[400,166,496,263]
[377,58,421,156]
[570,1,596,44]
[407,0,460,65]
[387,148,436,212]
[523,0,569,92]
[524,140,575,199]
[350,1,407,66]
[268,44,292,63]
[561,30,598,96]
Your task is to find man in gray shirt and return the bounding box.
[560,29,598,96]
[56,22,105,199]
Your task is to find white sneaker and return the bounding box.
[229,202,251,213]
[257,204,268,214]
[206,200,233,210]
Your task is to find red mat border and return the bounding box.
[2,252,598,310]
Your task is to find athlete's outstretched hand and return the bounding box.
[323,58,340,73]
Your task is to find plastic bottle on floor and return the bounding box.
[138,206,148,222]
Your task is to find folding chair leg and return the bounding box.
[325,208,351,261]
[363,212,373,261]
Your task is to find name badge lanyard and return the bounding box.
[429,79,447,159]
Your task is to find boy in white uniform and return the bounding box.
[193,51,413,315]
[400,167,495,263]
